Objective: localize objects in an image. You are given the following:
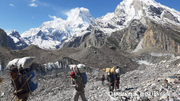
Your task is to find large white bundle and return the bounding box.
[69,64,87,73]
[77,64,87,72]
[115,68,120,74]
[69,64,76,70]
[6,58,20,69]
[17,57,35,69]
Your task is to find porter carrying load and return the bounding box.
[7,57,38,92]
[69,63,87,84]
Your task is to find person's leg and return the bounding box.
[16,96,20,101]
[80,90,87,101]
[117,83,119,89]
[109,85,112,95]
[112,85,114,95]
[112,85,114,92]
[114,83,116,91]
[21,93,29,101]
[73,90,79,101]
[16,93,29,101]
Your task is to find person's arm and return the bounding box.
[110,76,115,85]
[11,80,17,95]
[71,78,77,87]
[16,76,29,94]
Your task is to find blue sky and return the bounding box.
[0,0,180,34]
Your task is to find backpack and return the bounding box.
[19,67,38,92]
[7,57,38,92]
[69,64,87,85]
[80,72,87,84]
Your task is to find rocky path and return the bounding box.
[2,56,180,101]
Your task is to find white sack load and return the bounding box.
[6,58,20,69]
[115,68,120,74]
[69,64,87,73]
[17,57,35,69]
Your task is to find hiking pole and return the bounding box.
[11,75,32,101]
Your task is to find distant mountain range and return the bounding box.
[2,0,180,53]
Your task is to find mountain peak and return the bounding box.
[9,30,20,38]
[66,7,94,25]
[21,7,95,49]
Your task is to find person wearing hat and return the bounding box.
[70,71,87,101]
[9,65,30,101]
[107,72,115,95]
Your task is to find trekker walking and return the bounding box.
[70,71,87,101]
[101,74,105,85]
[107,73,115,95]
[9,66,30,101]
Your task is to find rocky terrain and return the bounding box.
[1,0,180,100]
[1,55,180,101]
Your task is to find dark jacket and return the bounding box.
[71,76,85,91]
[12,75,30,96]
[107,74,115,86]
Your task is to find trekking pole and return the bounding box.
[10,75,32,101]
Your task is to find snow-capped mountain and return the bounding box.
[62,0,180,50]
[21,7,95,49]
[8,30,28,50]
[95,0,180,35]
[17,0,180,50]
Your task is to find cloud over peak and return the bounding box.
[66,7,89,20]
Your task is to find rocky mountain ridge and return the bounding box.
[4,0,180,51]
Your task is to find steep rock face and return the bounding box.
[7,36,17,50]
[106,19,180,53]
[62,27,107,48]
[0,29,8,47]
[143,21,180,53]
[79,28,107,48]
[8,30,28,50]
[0,29,17,50]
[106,20,147,51]
[62,31,91,47]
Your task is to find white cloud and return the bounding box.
[48,15,64,21]
[48,15,58,20]
[32,0,36,2]
[29,3,38,7]
[32,17,34,19]
[66,7,89,21]
[10,4,14,6]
